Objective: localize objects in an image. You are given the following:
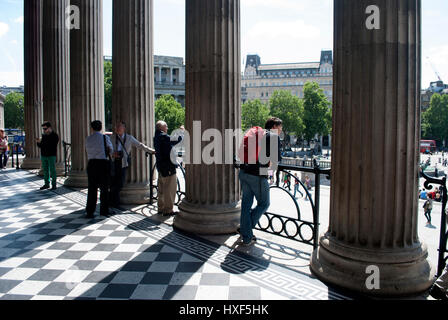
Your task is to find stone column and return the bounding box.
[22,0,43,170]
[112,0,154,204]
[42,0,70,174]
[173,0,241,234]
[169,67,173,84]
[65,0,104,187]
[157,68,161,83]
[310,0,434,296]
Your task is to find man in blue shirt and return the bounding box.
[85,120,113,218]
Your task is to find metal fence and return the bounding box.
[147,154,329,248]
[63,141,72,177]
[420,168,448,276]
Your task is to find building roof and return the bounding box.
[258,62,320,71]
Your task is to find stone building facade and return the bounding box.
[105,55,186,107]
[241,50,333,104]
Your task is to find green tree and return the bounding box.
[104,60,112,131]
[241,99,270,131]
[302,81,331,142]
[4,92,24,129]
[269,90,304,137]
[422,93,448,145]
[155,94,185,134]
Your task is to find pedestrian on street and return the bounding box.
[293,173,303,198]
[238,117,282,246]
[109,121,155,208]
[85,120,114,218]
[423,198,433,226]
[36,121,59,190]
[0,129,8,169]
[430,264,448,300]
[304,175,312,201]
[154,121,183,217]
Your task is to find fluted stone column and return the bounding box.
[173,0,241,234]
[42,0,70,175]
[65,0,104,187]
[112,0,154,204]
[22,0,43,170]
[310,0,434,296]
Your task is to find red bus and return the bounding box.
[420,140,436,154]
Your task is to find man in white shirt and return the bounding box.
[109,121,155,207]
[85,120,113,218]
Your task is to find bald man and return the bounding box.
[154,121,183,216]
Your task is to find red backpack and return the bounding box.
[238,126,266,164]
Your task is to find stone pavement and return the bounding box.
[0,169,349,300]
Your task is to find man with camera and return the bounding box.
[109,121,154,207]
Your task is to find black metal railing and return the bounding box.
[420,168,448,276]
[147,152,186,206]
[63,141,71,177]
[256,159,330,249]
[147,154,328,248]
[9,143,20,170]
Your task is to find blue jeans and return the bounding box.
[294,184,303,197]
[239,170,270,243]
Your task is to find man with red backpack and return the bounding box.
[238,117,282,246]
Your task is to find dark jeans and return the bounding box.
[86,159,110,216]
[110,160,127,207]
[424,210,432,224]
[0,151,8,169]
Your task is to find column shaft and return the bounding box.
[42,0,70,174]
[65,0,104,187]
[22,0,43,169]
[112,0,154,204]
[174,0,241,234]
[311,0,433,296]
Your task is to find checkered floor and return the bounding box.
[0,169,348,300]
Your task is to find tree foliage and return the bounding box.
[241,99,270,131]
[302,81,331,141]
[4,92,24,129]
[155,94,185,134]
[422,93,448,145]
[104,60,112,131]
[269,90,304,137]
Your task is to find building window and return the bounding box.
[261,92,264,97]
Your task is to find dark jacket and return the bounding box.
[154,130,182,177]
[242,131,282,178]
[37,131,59,157]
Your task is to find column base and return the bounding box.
[64,170,88,188]
[20,157,42,170]
[119,183,151,205]
[174,200,240,235]
[310,233,435,297]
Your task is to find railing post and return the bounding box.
[10,144,14,168]
[313,159,321,250]
[16,144,20,170]
[148,152,154,204]
[63,141,68,177]
[438,177,448,276]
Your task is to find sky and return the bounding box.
[0,0,447,89]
